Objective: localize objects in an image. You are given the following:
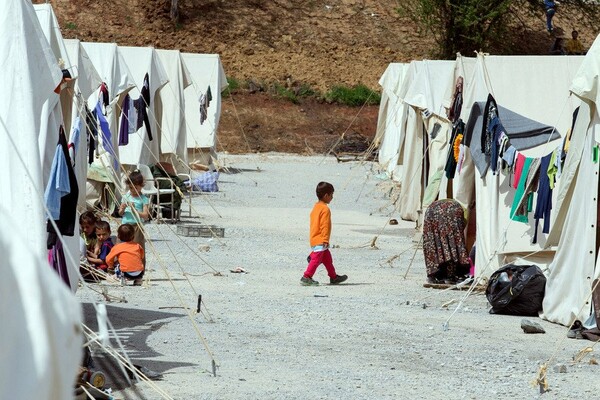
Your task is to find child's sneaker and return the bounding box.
[330,274,348,285]
[300,276,319,286]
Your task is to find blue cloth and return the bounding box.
[44,144,71,220]
[533,153,553,244]
[187,171,219,192]
[121,192,150,225]
[98,238,115,262]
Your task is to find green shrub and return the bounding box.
[222,77,242,98]
[65,22,77,30]
[323,84,381,106]
[273,83,299,104]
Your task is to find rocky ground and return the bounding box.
[78,154,600,400]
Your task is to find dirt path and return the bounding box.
[79,154,597,399]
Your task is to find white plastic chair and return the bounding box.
[136,164,176,223]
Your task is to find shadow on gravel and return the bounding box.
[82,303,195,392]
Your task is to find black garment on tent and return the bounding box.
[47,126,80,248]
[133,73,153,141]
[464,94,560,178]
[444,120,464,179]
[86,106,97,165]
[486,264,546,316]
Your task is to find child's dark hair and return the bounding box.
[117,224,135,242]
[80,211,98,225]
[316,182,334,200]
[128,170,144,187]
[95,220,111,233]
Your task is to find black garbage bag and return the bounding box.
[486,264,546,316]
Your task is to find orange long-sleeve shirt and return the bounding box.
[105,242,145,273]
[309,201,331,247]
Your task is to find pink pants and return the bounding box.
[303,249,337,279]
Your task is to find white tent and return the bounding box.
[375,63,410,180]
[182,52,228,166]
[455,54,584,277]
[542,35,600,326]
[119,46,169,166]
[35,4,86,292]
[156,49,192,169]
[0,1,81,398]
[34,3,77,186]
[81,42,136,181]
[64,38,103,208]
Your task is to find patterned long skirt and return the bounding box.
[422,199,470,278]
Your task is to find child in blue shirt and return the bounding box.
[118,170,150,265]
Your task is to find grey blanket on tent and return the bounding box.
[464,101,561,177]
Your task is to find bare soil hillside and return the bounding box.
[43,0,599,154]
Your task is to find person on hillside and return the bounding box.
[300,182,348,286]
[565,30,586,55]
[86,220,114,272]
[118,170,149,264]
[549,37,566,55]
[105,224,145,286]
[423,199,471,285]
[544,0,559,33]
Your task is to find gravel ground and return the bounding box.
[78,154,598,400]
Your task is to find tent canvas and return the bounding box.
[156,49,192,168]
[454,54,584,277]
[119,46,170,166]
[182,52,227,166]
[0,1,81,398]
[542,35,600,326]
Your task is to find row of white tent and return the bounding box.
[1,1,228,398]
[375,35,600,329]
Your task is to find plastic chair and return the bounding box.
[136,164,176,223]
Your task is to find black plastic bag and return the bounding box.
[486,264,546,316]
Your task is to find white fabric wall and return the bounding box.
[376,63,411,180]
[542,101,598,325]
[156,49,192,164]
[0,2,82,398]
[455,54,584,277]
[542,35,600,325]
[182,53,227,153]
[82,42,136,184]
[119,46,169,166]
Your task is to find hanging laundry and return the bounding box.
[533,153,554,244]
[48,240,71,288]
[456,143,466,174]
[46,127,79,247]
[206,85,213,108]
[502,145,517,168]
[119,94,132,146]
[510,157,533,223]
[86,106,97,165]
[445,120,464,179]
[68,116,82,166]
[515,157,542,218]
[199,92,208,125]
[99,82,110,115]
[547,149,558,189]
[447,77,463,124]
[44,131,71,220]
[512,153,526,189]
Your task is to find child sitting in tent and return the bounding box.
[79,211,100,281]
[85,220,114,272]
[105,224,145,286]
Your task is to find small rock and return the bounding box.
[521,319,546,334]
[553,364,567,373]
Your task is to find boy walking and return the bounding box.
[301,182,347,286]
